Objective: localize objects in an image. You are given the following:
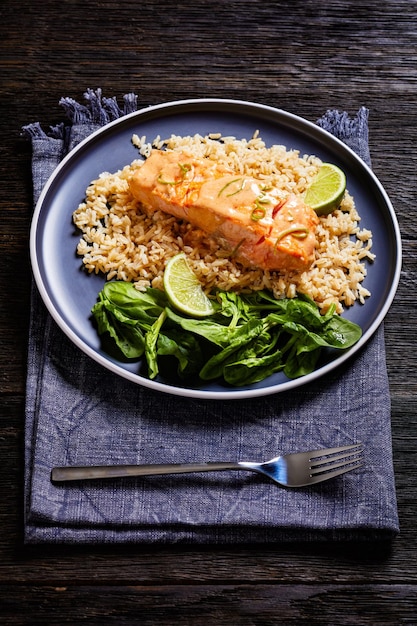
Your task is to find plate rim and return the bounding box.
[30,97,402,400]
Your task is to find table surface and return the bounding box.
[1,0,416,623]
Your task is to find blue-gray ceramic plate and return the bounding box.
[30,99,401,399]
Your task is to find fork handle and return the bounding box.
[51,461,243,482]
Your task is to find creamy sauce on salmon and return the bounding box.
[129,149,319,271]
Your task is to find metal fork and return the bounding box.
[51,443,363,487]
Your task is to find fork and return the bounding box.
[51,443,363,487]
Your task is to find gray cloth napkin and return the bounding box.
[22,89,399,543]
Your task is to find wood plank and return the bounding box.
[1,584,416,624]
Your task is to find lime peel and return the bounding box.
[163,253,215,318]
[304,163,346,216]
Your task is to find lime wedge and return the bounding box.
[304,163,346,216]
[163,253,215,317]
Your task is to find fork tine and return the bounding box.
[310,448,363,472]
[308,443,363,460]
[307,459,363,484]
[310,453,364,475]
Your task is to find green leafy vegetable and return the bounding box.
[144,310,167,379]
[91,282,362,385]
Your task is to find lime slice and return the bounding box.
[304,163,346,216]
[163,253,215,317]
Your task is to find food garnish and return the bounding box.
[163,253,215,318]
[304,162,347,216]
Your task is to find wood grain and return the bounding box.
[1,0,417,622]
[1,584,416,625]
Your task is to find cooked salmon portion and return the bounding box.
[129,149,319,271]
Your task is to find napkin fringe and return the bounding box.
[316,106,369,137]
[22,90,138,142]
[21,121,66,141]
[59,88,138,126]
[316,107,371,166]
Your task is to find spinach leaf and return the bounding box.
[157,330,204,377]
[199,319,266,380]
[223,350,285,386]
[144,310,167,379]
[321,315,363,348]
[283,341,322,379]
[100,281,168,321]
[214,291,254,327]
[164,307,236,347]
[92,298,146,359]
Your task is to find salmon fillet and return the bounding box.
[129,149,319,271]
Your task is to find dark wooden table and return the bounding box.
[1,0,416,623]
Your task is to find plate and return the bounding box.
[30,99,402,399]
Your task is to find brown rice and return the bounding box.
[72,132,374,314]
